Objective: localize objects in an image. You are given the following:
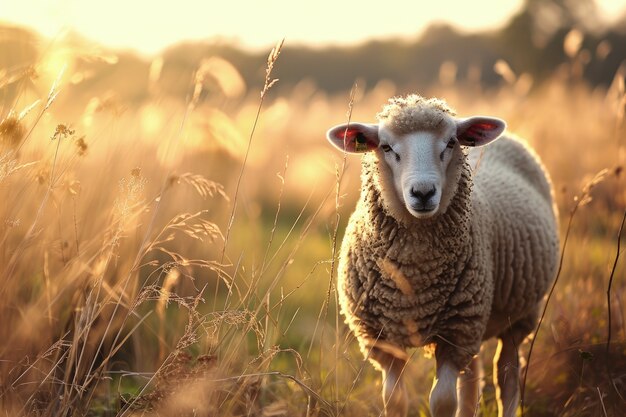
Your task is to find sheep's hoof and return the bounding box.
[430,401,456,417]
[383,388,408,417]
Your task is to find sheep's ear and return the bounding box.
[456,117,506,147]
[326,123,380,153]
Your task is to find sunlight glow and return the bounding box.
[3,1,626,55]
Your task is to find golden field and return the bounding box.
[1,26,626,417]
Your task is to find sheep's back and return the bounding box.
[469,135,559,337]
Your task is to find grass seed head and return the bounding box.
[0,112,26,147]
[75,135,88,156]
[51,124,75,141]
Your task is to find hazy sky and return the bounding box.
[3,0,626,55]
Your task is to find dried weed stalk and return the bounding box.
[218,39,284,303]
[521,168,610,415]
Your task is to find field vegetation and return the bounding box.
[1,2,626,415]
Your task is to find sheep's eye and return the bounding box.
[381,144,400,161]
[441,137,456,161]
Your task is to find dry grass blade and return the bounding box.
[598,386,609,417]
[521,168,609,416]
[260,155,289,275]
[0,153,37,183]
[0,123,73,292]
[605,209,626,381]
[15,66,65,153]
[168,172,228,200]
[216,39,284,308]
[215,182,337,385]
[311,83,357,356]
[167,211,224,242]
[18,99,41,120]
[52,78,221,410]
[258,188,314,278]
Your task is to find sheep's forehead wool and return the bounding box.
[376,94,457,135]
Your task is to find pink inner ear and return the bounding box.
[339,128,360,141]
[341,128,369,149]
[465,123,497,139]
[474,122,498,130]
[331,125,377,152]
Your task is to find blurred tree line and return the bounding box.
[1,0,626,106]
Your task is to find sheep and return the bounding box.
[325,94,559,417]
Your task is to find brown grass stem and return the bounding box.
[259,155,289,276]
[72,196,80,255]
[1,127,65,294]
[15,66,64,154]
[219,186,332,372]
[61,70,203,411]
[314,82,357,411]
[215,39,284,309]
[605,209,626,385]
[520,200,577,416]
[598,386,609,417]
[520,169,607,416]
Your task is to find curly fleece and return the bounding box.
[337,100,559,371]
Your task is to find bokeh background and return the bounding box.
[2,0,626,415]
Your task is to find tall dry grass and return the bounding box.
[0,31,626,417]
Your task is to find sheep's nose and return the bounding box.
[410,186,436,204]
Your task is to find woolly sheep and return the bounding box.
[325,94,559,417]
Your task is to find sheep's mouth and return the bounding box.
[409,204,438,218]
[410,203,436,212]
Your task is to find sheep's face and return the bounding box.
[376,122,456,218]
[327,115,505,220]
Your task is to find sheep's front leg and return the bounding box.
[430,349,460,417]
[431,341,482,417]
[493,335,520,417]
[456,354,482,417]
[370,348,408,417]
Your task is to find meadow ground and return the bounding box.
[1,39,626,416]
